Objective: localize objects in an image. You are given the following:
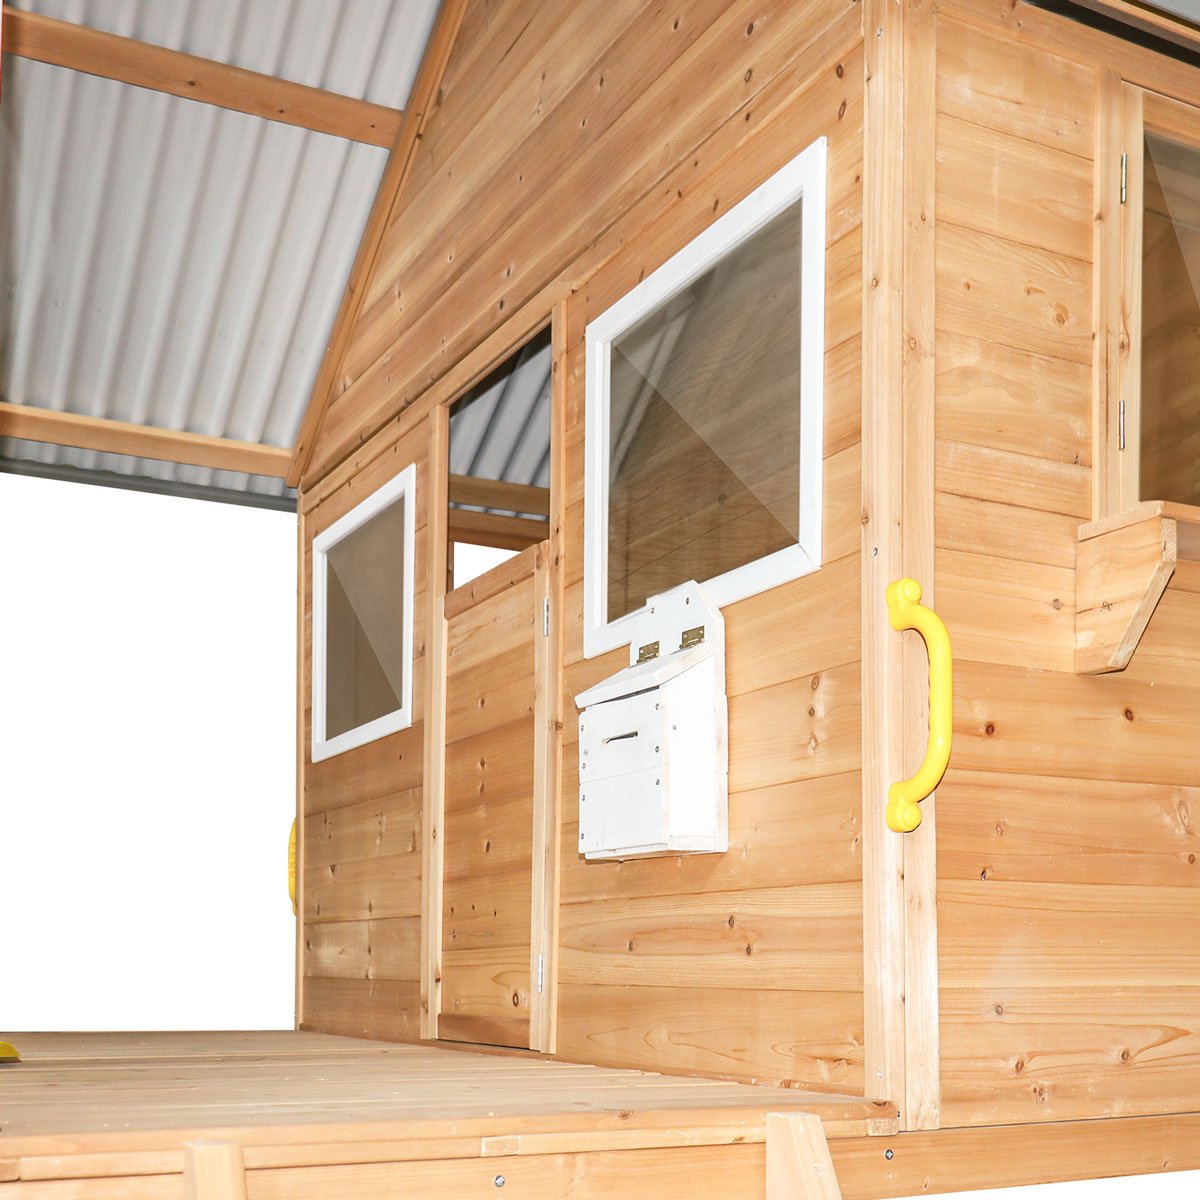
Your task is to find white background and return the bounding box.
[0,477,1195,1197]
[0,473,296,1031]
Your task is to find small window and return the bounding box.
[1140,130,1200,505]
[583,138,826,657]
[1110,87,1200,514]
[311,466,415,762]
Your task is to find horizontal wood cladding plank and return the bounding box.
[303,425,429,530]
[234,1143,771,1200]
[937,549,1075,674]
[939,879,1200,988]
[443,864,533,949]
[936,440,1090,519]
[936,768,1200,887]
[300,977,421,1044]
[558,883,862,992]
[440,946,532,1022]
[935,330,1090,468]
[304,851,421,924]
[555,982,864,1090]
[444,716,536,811]
[936,112,1093,262]
[723,552,860,697]
[831,1112,1200,1197]
[935,492,1081,569]
[304,790,419,870]
[362,0,732,320]
[939,985,1200,1125]
[443,792,536,883]
[364,0,856,338]
[304,918,421,982]
[445,640,536,744]
[308,3,863,481]
[559,773,861,905]
[727,660,861,793]
[1134,584,1200,677]
[936,222,1092,365]
[436,1012,532,1051]
[935,14,1095,157]
[446,574,537,674]
[397,0,648,232]
[444,542,542,619]
[0,7,402,147]
[304,724,425,814]
[951,659,1200,785]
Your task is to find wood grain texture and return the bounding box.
[766,1112,842,1199]
[0,6,400,146]
[1075,511,1176,672]
[0,401,290,477]
[0,1032,894,1198]
[301,429,430,1040]
[931,8,1200,1133]
[303,0,864,484]
[860,0,907,1123]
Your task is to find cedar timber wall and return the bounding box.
[932,0,1200,1128]
[299,0,1200,1135]
[300,0,869,1097]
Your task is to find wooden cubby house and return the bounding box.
[8,0,1200,1196]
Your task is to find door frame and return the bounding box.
[420,308,564,1053]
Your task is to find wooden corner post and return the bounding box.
[861,0,942,1131]
[421,402,451,1039]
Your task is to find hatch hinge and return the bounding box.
[536,953,545,993]
[1120,152,1128,205]
[543,597,550,637]
[1119,398,1126,451]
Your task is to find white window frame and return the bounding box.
[582,137,827,659]
[311,464,416,763]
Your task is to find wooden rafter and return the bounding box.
[1,6,401,148]
[0,402,292,478]
[286,0,472,490]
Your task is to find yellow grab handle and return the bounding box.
[0,1041,20,1063]
[288,819,297,916]
[886,578,952,833]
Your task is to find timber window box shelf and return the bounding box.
[1075,501,1200,673]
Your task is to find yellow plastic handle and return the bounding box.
[886,578,952,833]
[288,819,297,916]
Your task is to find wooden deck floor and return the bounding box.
[0,1031,896,1196]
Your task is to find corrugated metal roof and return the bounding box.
[449,327,552,516]
[0,0,440,507]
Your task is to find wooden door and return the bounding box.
[438,542,555,1049]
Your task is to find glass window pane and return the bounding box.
[1141,132,1200,505]
[607,200,803,621]
[324,496,408,740]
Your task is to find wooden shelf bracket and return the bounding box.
[1075,503,1181,673]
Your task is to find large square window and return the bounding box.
[311,466,416,762]
[583,138,826,657]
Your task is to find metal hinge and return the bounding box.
[1119,398,1126,451]
[536,953,545,993]
[542,597,550,637]
[1120,152,1128,205]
